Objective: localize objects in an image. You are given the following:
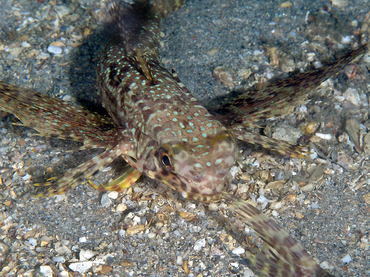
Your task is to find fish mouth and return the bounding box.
[150,161,231,203]
[173,174,230,203]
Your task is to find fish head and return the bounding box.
[144,130,237,202]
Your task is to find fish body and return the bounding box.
[96,1,237,202]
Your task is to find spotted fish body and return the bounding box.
[0,0,367,276]
[97,1,237,202]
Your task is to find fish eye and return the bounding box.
[159,149,173,171]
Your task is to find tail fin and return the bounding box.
[105,1,159,49]
[223,193,335,277]
[105,0,186,52]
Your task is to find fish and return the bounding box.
[0,0,367,276]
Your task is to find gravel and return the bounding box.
[0,0,370,276]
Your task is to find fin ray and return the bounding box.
[0,81,116,148]
[223,193,335,277]
[216,44,368,126]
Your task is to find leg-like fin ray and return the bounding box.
[231,129,310,158]
[223,193,335,277]
[88,165,142,192]
[35,143,136,197]
[0,81,116,148]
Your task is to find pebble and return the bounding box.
[305,115,319,129]
[116,203,128,212]
[315,133,332,140]
[53,5,72,18]
[69,261,94,273]
[133,216,141,223]
[311,203,319,209]
[107,191,119,199]
[271,210,279,217]
[336,153,353,167]
[280,1,293,8]
[266,180,285,191]
[309,149,318,159]
[363,192,370,204]
[213,66,235,88]
[206,48,219,56]
[62,95,72,102]
[274,169,285,181]
[39,265,54,277]
[257,195,269,209]
[237,68,252,79]
[59,271,70,277]
[270,201,283,210]
[343,88,361,106]
[243,268,255,276]
[93,265,113,274]
[306,52,316,62]
[363,53,370,63]
[55,194,67,202]
[345,118,363,153]
[363,132,370,155]
[230,262,239,268]
[280,55,295,73]
[210,245,224,256]
[47,45,62,54]
[80,249,96,261]
[120,259,134,267]
[36,52,50,60]
[79,237,88,243]
[6,46,23,57]
[176,255,183,265]
[21,173,32,181]
[126,224,145,236]
[341,254,352,263]
[295,212,304,219]
[272,125,303,144]
[313,61,323,69]
[54,242,71,255]
[193,238,206,251]
[133,186,144,193]
[320,261,330,270]
[28,237,37,246]
[208,202,218,211]
[229,166,240,179]
[330,0,349,7]
[232,246,245,255]
[52,256,66,263]
[341,35,352,44]
[0,242,10,264]
[21,41,31,48]
[191,226,202,233]
[101,193,112,207]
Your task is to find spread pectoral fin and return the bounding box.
[215,44,368,126]
[0,81,115,148]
